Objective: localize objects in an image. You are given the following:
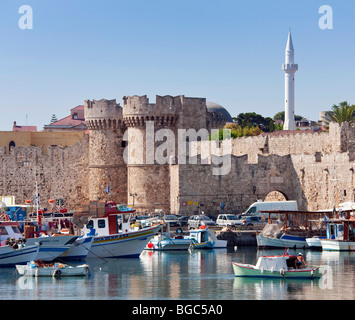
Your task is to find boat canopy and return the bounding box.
[255,256,289,272]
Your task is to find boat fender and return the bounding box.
[260,267,264,273]
[280,269,285,276]
[311,270,314,276]
[270,267,274,273]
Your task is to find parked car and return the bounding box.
[163,214,181,227]
[178,216,189,227]
[216,214,242,227]
[238,215,267,228]
[188,215,216,229]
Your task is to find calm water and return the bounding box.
[2,247,355,300]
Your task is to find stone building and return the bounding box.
[1,95,355,216]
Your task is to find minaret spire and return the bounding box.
[282,30,298,131]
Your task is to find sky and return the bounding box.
[0,0,354,131]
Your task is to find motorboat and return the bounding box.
[320,217,355,251]
[80,204,162,258]
[25,234,79,262]
[145,225,194,251]
[16,260,90,277]
[0,244,39,267]
[232,252,321,279]
[257,233,309,249]
[58,235,94,260]
[188,227,215,249]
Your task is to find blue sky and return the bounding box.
[0,0,354,130]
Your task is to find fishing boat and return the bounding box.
[25,234,79,262]
[145,225,193,251]
[16,260,90,277]
[79,204,162,258]
[320,217,355,251]
[256,209,331,249]
[232,251,321,279]
[188,227,215,249]
[0,244,39,267]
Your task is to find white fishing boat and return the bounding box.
[16,260,90,277]
[80,204,162,258]
[25,234,79,262]
[320,217,355,251]
[257,233,309,249]
[188,227,215,249]
[145,225,193,251]
[0,244,39,267]
[232,252,321,279]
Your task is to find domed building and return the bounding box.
[206,101,234,123]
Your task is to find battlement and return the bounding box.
[84,99,123,130]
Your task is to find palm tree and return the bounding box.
[324,101,355,125]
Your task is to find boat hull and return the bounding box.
[306,237,324,250]
[190,241,214,250]
[257,234,309,249]
[321,239,355,251]
[16,263,90,277]
[0,245,39,267]
[59,236,94,260]
[232,262,321,279]
[26,235,78,262]
[88,224,162,258]
[145,238,193,251]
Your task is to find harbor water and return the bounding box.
[1,246,355,300]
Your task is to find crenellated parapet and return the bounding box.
[122,95,179,128]
[84,99,124,131]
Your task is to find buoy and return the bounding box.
[147,242,154,249]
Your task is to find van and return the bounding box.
[216,214,241,227]
[242,200,298,218]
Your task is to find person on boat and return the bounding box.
[296,253,307,269]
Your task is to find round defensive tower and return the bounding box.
[122,95,179,213]
[84,99,127,203]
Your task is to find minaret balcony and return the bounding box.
[282,64,298,72]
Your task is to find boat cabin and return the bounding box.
[83,206,135,237]
[255,255,298,271]
[189,228,209,244]
[325,219,355,241]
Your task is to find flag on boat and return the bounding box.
[104,186,110,194]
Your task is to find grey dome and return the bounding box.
[206,102,233,123]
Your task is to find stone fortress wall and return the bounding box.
[2,94,355,215]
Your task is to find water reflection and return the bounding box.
[1,247,355,300]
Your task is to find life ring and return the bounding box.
[60,229,70,234]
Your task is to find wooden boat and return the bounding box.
[80,204,162,258]
[145,225,193,251]
[188,227,215,249]
[0,244,39,267]
[320,217,355,251]
[16,260,90,277]
[257,233,309,249]
[232,252,321,279]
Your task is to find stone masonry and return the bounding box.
[1,94,355,216]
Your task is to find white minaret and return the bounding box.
[282,31,298,131]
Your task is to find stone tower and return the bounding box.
[282,31,298,131]
[122,95,180,212]
[84,99,127,203]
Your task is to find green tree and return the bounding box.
[324,101,355,125]
[273,111,303,121]
[233,112,275,132]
